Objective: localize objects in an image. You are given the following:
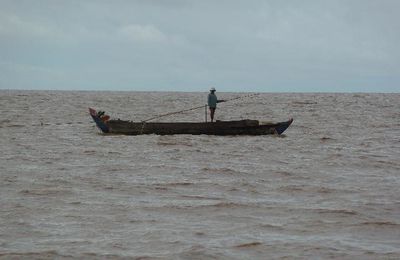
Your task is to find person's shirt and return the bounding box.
[208,93,218,108]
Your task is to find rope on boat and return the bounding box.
[141,92,261,123]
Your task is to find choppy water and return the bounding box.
[0,90,399,259]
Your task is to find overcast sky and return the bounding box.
[0,0,399,92]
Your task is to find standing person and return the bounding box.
[207,87,224,122]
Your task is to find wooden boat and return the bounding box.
[89,108,293,136]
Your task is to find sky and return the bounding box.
[0,0,399,92]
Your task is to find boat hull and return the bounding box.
[89,108,293,136]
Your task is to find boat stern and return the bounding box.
[274,118,293,135]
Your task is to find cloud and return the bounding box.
[117,24,167,43]
[0,11,71,43]
[0,61,67,89]
[0,0,399,92]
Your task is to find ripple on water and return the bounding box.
[1,91,399,258]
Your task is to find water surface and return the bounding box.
[1,90,399,259]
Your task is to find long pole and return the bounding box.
[142,104,206,123]
[142,92,260,123]
[205,104,208,122]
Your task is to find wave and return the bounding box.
[1,124,24,128]
[142,201,260,211]
[234,242,262,248]
[357,221,399,227]
[156,137,193,147]
[149,182,194,191]
[320,137,335,142]
[277,185,306,192]
[201,167,242,175]
[312,208,359,215]
[162,182,194,186]
[19,188,72,196]
[178,247,227,260]
[292,100,318,105]
[180,195,221,200]
[0,251,64,259]
[277,185,344,194]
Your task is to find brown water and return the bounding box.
[1,90,399,259]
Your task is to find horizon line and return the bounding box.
[0,88,399,94]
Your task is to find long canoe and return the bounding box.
[89,108,293,135]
